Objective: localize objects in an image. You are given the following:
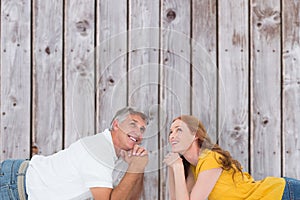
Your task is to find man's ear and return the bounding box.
[112,120,119,131]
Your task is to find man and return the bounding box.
[0,107,149,200]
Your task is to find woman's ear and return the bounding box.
[193,132,199,141]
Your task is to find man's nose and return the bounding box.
[135,127,144,136]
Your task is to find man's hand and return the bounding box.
[121,144,148,173]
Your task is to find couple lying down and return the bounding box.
[1,107,299,200]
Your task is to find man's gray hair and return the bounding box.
[109,107,148,130]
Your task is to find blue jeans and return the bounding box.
[282,177,300,200]
[0,159,27,200]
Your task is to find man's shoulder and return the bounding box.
[79,129,116,167]
[81,129,112,146]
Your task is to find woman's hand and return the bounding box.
[163,152,183,168]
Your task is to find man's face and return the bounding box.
[115,114,146,150]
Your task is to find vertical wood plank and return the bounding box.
[0,0,31,160]
[218,0,250,172]
[96,0,127,132]
[32,0,63,155]
[65,0,95,147]
[251,0,281,179]
[282,0,300,179]
[128,1,160,199]
[192,0,217,143]
[160,0,191,199]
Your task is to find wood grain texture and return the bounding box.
[0,0,31,160]
[96,0,127,132]
[282,0,300,179]
[128,0,160,199]
[160,0,191,199]
[32,0,63,155]
[192,0,217,144]
[64,0,95,147]
[0,0,300,196]
[218,0,250,172]
[251,0,282,179]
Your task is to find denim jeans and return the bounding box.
[0,159,27,200]
[282,177,300,200]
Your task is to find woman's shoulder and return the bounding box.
[197,150,222,167]
[199,149,222,160]
[194,149,223,176]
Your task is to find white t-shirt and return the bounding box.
[26,129,118,200]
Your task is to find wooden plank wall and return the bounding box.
[1,0,300,199]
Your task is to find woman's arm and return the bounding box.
[190,168,222,200]
[167,160,195,200]
[164,152,222,200]
[186,168,195,193]
[168,166,176,200]
[172,166,222,200]
[172,163,190,200]
[164,153,189,200]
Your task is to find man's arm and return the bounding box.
[91,145,148,200]
[125,172,144,200]
[111,171,144,200]
[90,172,144,200]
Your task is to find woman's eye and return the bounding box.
[177,128,182,133]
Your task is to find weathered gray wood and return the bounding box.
[96,0,127,132]
[251,0,281,179]
[1,1,300,198]
[64,0,95,147]
[0,0,31,160]
[128,1,160,199]
[192,0,217,143]
[218,0,250,172]
[32,0,63,155]
[160,0,191,199]
[282,0,300,179]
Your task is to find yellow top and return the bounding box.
[192,150,285,200]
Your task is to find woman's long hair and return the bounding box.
[173,115,243,179]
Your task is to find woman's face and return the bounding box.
[169,119,196,154]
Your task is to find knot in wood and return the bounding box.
[234,126,241,131]
[76,20,89,36]
[45,46,51,55]
[254,7,280,40]
[76,63,87,76]
[108,77,115,85]
[230,131,242,141]
[166,9,176,22]
[262,117,269,126]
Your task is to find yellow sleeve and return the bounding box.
[196,151,223,174]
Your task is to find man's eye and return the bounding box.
[177,128,182,133]
[130,122,137,127]
[140,127,145,133]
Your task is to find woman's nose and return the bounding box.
[169,132,175,140]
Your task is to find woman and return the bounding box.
[164,115,300,200]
